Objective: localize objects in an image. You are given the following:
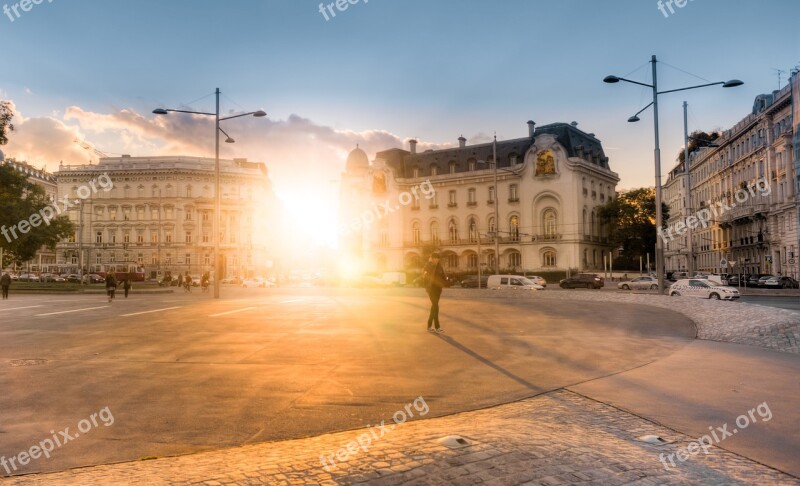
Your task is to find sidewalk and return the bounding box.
[2,390,796,485]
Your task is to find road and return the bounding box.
[0,287,695,475]
[739,294,800,311]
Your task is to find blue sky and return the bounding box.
[1,0,799,245]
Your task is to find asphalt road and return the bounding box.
[0,287,696,475]
[739,294,800,311]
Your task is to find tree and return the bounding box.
[598,187,669,270]
[0,101,13,146]
[677,130,720,164]
[0,164,74,264]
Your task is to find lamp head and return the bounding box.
[253,110,267,117]
[152,108,169,115]
[722,79,744,88]
[603,75,620,84]
[225,137,235,143]
[627,115,641,123]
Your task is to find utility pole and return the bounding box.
[683,101,694,278]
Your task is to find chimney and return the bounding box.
[409,139,417,154]
[458,135,467,149]
[527,120,536,138]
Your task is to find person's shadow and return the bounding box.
[435,334,540,392]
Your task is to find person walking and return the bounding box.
[184,273,192,292]
[105,273,118,303]
[122,278,132,298]
[422,252,448,333]
[1,271,11,300]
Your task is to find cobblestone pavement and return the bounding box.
[526,290,800,354]
[2,390,797,485]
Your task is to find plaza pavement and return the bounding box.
[0,287,798,484]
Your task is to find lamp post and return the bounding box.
[154,89,266,298]
[604,55,742,293]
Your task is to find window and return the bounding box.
[430,222,440,244]
[509,216,520,241]
[510,154,518,166]
[543,250,556,267]
[380,232,389,248]
[412,167,420,178]
[151,207,159,220]
[137,233,144,244]
[204,254,211,265]
[445,254,458,268]
[449,220,458,242]
[488,217,496,236]
[186,232,193,244]
[151,232,158,243]
[202,233,209,243]
[186,186,192,198]
[165,232,173,243]
[151,254,157,265]
[95,231,103,244]
[468,218,478,243]
[449,161,457,174]
[96,254,102,264]
[123,207,131,221]
[544,209,557,238]
[430,164,438,176]
[109,208,117,221]
[123,232,130,244]
[185,254,191,266]
[185,209,193,221]
[448,190,457,207]
[202,212,209,222]
[509,184,518,202]
[165,253,172,264]
[110,232,117,244]
[488,186,495,203]
[468,160,475,171]
[508,251,521,268]
[468,253,478,268]
[412,223,421,244]
[468,188,476,205]
[430,192,439,209]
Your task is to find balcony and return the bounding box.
[467,201,478,207]
[447,203,458,208]
[532,234,562,241]
[508,197,519,203]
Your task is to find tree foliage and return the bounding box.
[598,187,669,269]
[0,101,13,146]
[677,130,720,164]
[0,164,74,264]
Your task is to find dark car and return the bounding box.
[763,276,799,289]
[746,274,772,287]
[460,275,489,288]
[82,273,106,284]
[65,274,82,283]
[559,273,604,289]
[726,275,742,286]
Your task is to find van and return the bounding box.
[487,275,544,290]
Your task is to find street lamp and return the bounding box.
[604,55,742,293]
[153,88,266,298]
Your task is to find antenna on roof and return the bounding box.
[772,68,787,90]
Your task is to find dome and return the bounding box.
[346,146,369,171]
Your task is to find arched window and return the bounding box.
[488,216,496,237]
[543,249,557,267]
[430,222,440,244]
[448,219,459,243]
[543,209,557,238]
[467,253,478,268]
[487,253,496,270]
[444,253,458,269]
[468,218,478,243]
[412,222,421,244]
[509,215,520,241]
[508,251,521,268]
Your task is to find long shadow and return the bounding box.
[435,334,541,392]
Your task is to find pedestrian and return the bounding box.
[105,273,118,303]
[184,273,192,292]
[421,252,448,333]
[122,278,132,298]
[1,271,11,300]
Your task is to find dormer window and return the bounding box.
[430,164,438,176]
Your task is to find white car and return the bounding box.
[525,276,547,288]
[487,275,544,290]
[617,276,658,290]
[669,279,739,300]
[241,277,275,288]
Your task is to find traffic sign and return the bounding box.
[720,258,728,268]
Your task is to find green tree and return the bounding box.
[677,130,720,164]
[0,101,13,146]
[0,164,74,264]
[598,187,669,270]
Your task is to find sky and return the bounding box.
[1,0,799,248]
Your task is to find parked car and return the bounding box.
[487,275,544,290]
[18,273,40,282]
[746,274,772,287]
[669,279,740,300]
[617,276,658,290]
[65,274,82,283]
[41,273,66,283]
[221,277,242,285]
[726,275,742,286]
[670,272,689,282]
[756,276,774,287]
[762,276,799,289]
[460,275,489,288]
[241,277,276,288]
[525,275,547,288]
[559,273,604,289]
[82,274,105,284]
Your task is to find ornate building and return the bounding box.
[54,155,277,279]
[664,74,799,278]
[340,121,620,276]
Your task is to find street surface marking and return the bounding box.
[121,306,182,317]
[37,306,108,316]
[210,307,256,317]
[0,305,43,312]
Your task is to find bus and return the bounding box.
[87,263,146,282]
